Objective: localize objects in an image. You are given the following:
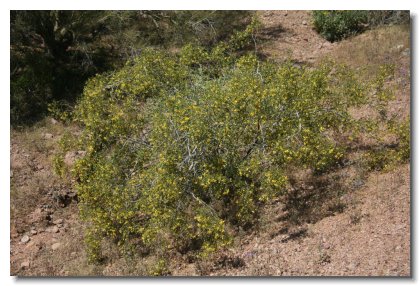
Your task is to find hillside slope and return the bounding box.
[10,10,410,276]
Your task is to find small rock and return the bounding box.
[53,218,64,225]
[20,261,30,269]
[10,170,13,178]
[284,12,288,16]
[57,224,63,229]
[47,226,60,233]
[30,229,37,235]
[43,133,54,139]
[21,235,30,244]
[302,21,308,25]
[50,118,58,125]
[51,242,62,251]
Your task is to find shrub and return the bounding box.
[364,118,410,171]
[313,10,410,43]
[312,11,369,42]
[367,10,410,26]
[58,21,397,263]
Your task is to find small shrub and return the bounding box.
[365,118,410,171]
[367,10,410,26]
[47,101,73,123]
[313,11,369,42]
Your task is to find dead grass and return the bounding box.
[328,24,410,74]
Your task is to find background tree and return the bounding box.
[10,10,253,125]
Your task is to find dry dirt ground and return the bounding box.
[257,10,337,64]
[10,10,411,276]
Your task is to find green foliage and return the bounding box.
[11,11,121,125]
[394,119,410,161]
[364,119,410,171]
[312,10,410,43]
[57,20,399,263]
[47,101,73,123]
[10,10,255,126]
[367,10,410,26]
[312,11,369,42]
[128,11,254,48]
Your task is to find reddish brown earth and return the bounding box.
[257,10,337,64]
[10,10,411,276]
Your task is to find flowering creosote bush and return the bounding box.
[56,20,402,263]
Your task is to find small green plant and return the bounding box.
[47,101,73,123]
[313,11,369,42]
[149,258,169,276]
[364,118,410,171]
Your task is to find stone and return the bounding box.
[43,133,54,139]
[50,118,58,125]
[30,229,37,235]
[51,242,62,251]
[53,218,64,225]
[21,235,30,244]
[26,241,35,248]
[302,21,308,25]
[47,226,60,233]
[20,261,30,269]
